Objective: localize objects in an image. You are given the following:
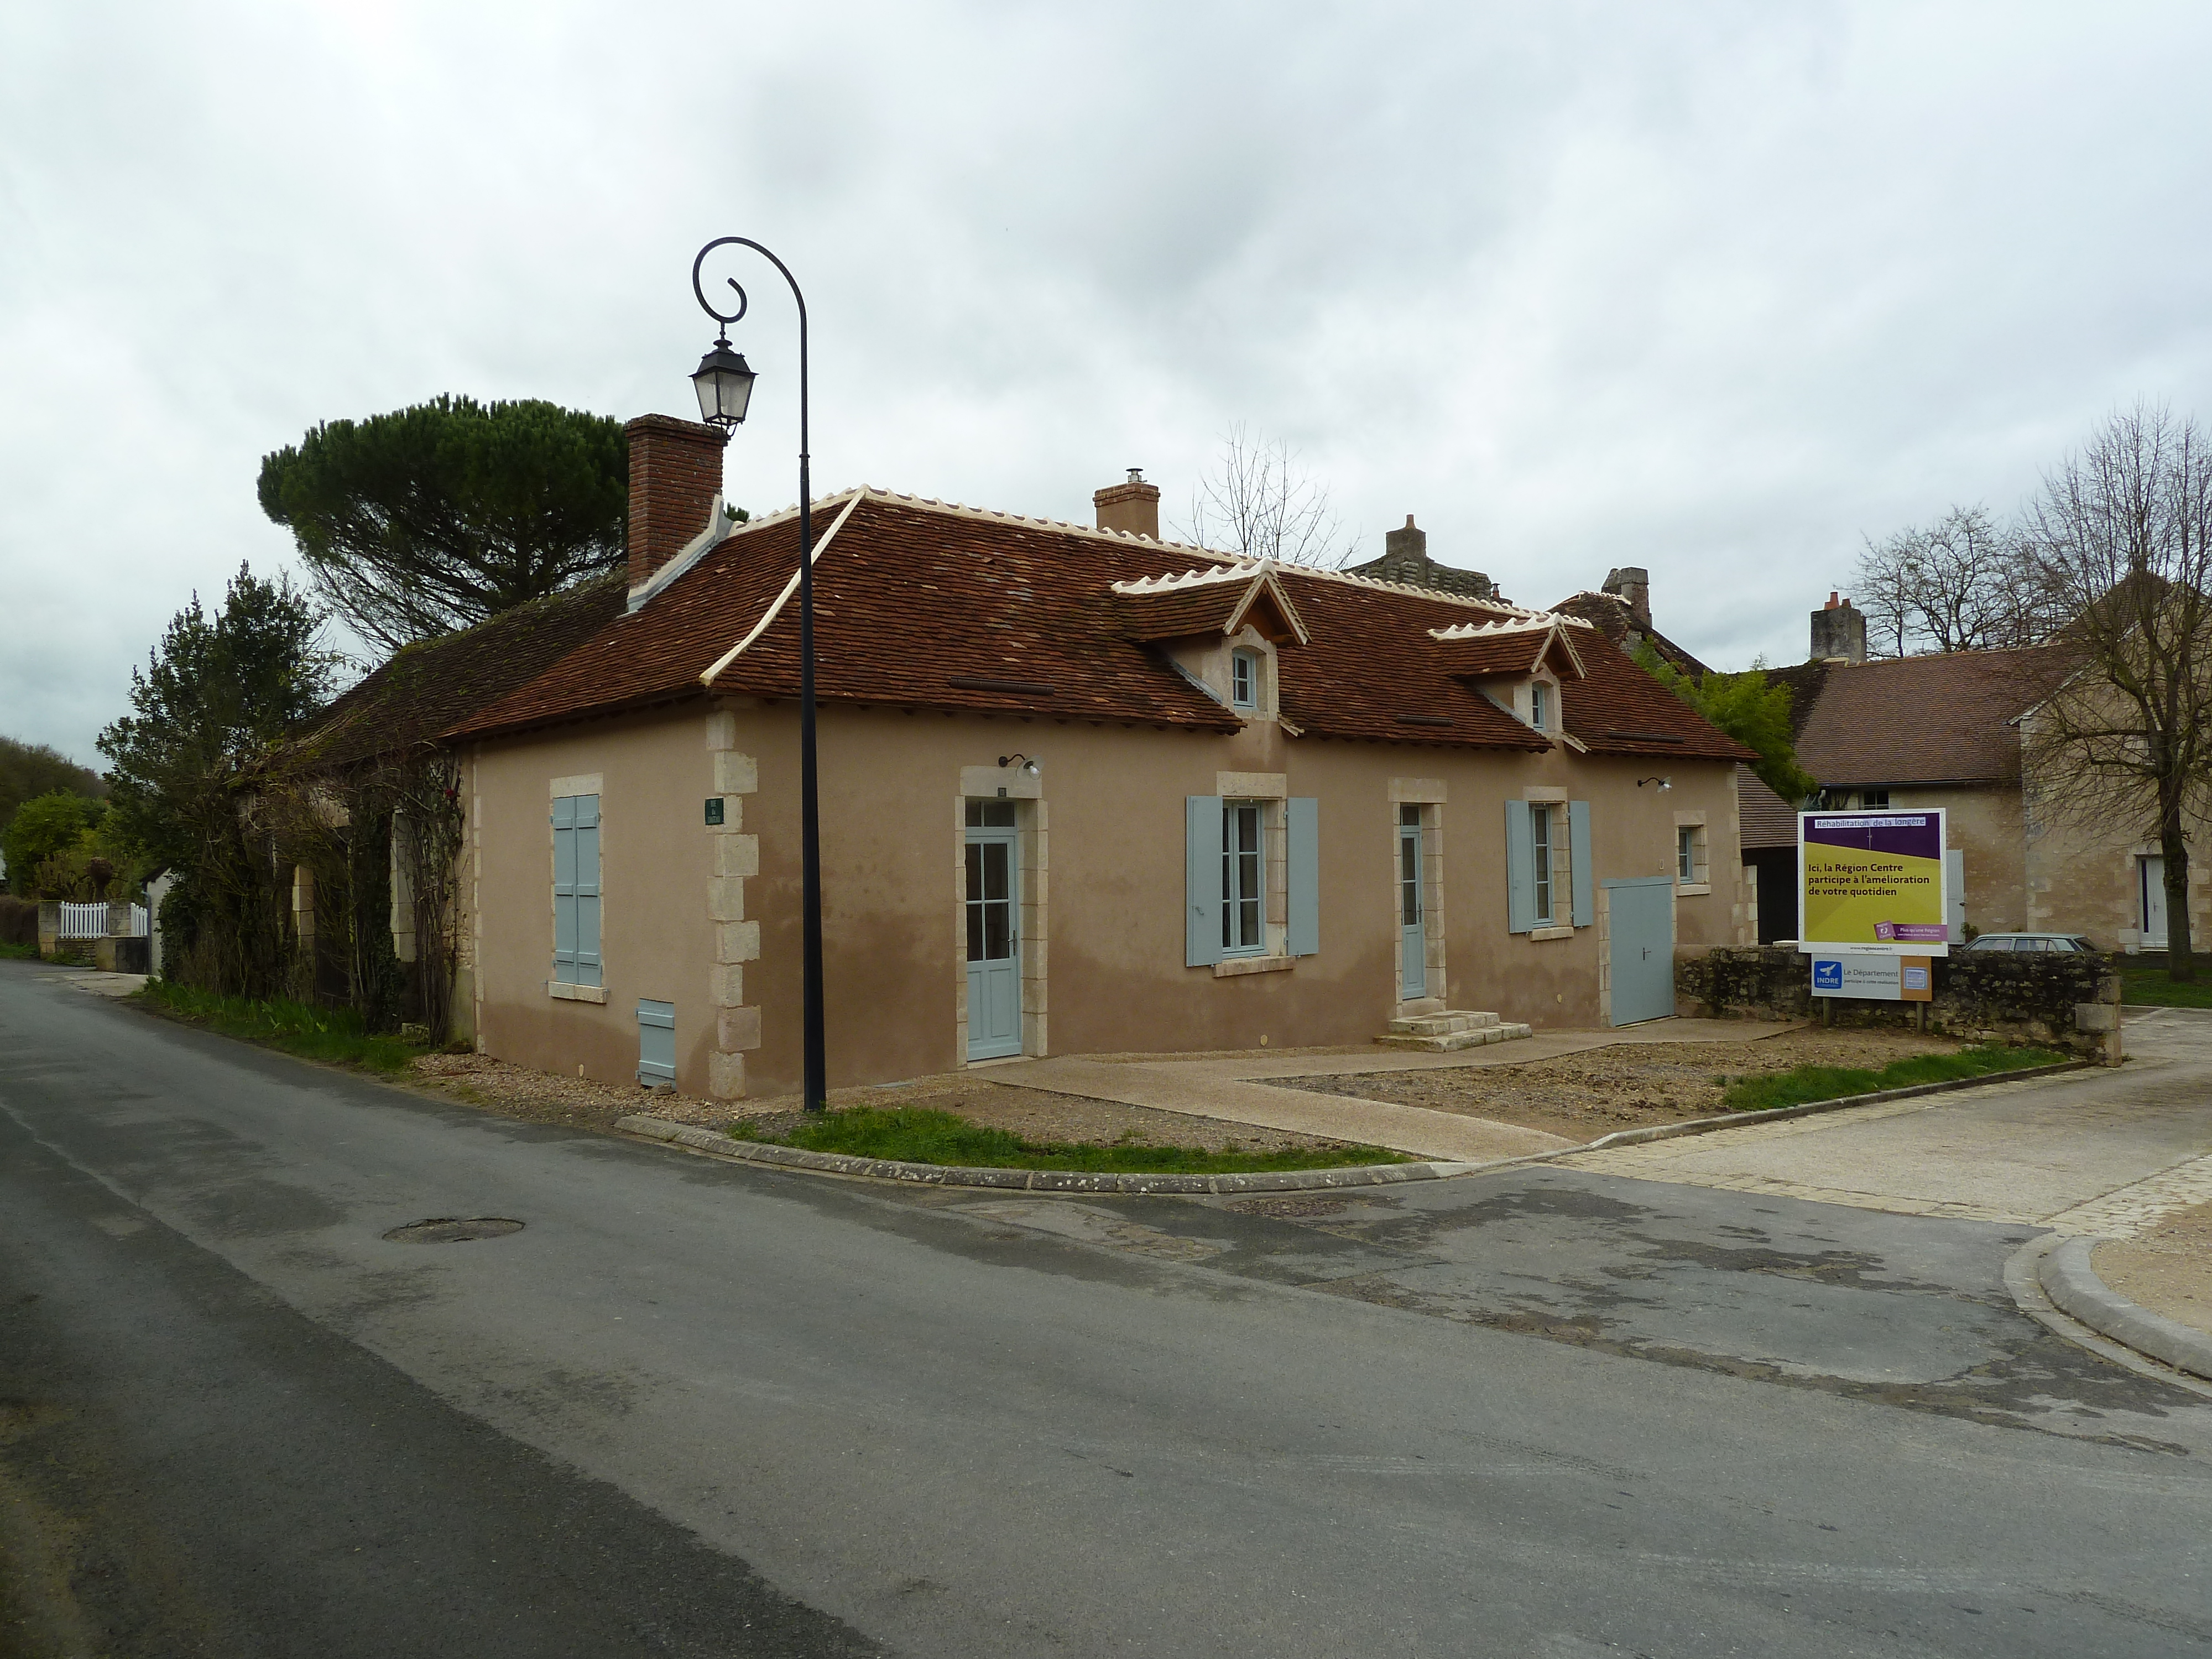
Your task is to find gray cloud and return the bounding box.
[7,1,2212,763]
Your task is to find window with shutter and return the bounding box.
[1504,800,1535,933]
[552,792,603,987]
[1286,797,1319,957]
[1186,796,1224,966]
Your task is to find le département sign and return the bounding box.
[1799,810,1948,997]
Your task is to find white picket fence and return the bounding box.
[56,901,148,940]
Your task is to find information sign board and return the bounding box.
[1810,953,1934,1000]
[1797,810,1949,958]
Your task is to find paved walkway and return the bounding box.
[987,1018,1799,1162]
[1563,1008,2212,1240]
[36,968,149,998]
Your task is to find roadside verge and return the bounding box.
[617,1058,2092,1195]
[616,1115,1478,1193]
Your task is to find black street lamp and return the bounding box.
[690,237,827,1113]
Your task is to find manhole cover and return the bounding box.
[382,1217,525,1244]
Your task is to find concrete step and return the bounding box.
[1373,1017,1534,1053]
[1387,1010,1500,1037]
[1396,997,1448,1017]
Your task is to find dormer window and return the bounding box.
[1231,649,1258,710]
[1529,680,1550,731]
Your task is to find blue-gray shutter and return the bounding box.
[1569,800,1593,928]
[1505,800,1535,933]
[552,795,578,982]
[637,998,675,1082]
[1286,797,1319,957]
[575,794,603,987]
[1186,796,1224,966]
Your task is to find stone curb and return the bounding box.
[615,1115,1480,1194]
[2038,1235,2212,1382]
[1571,1059,2097,1154]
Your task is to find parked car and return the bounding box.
[1961,932,2098,953]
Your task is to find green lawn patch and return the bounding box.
[731,1105,1408,1174]
[137,978,425,1073]
[1720,1044,2068,1115]
[2121,966,2212,1008]
[0,942,39,961]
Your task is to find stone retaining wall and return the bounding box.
[1678,945,2124,1062]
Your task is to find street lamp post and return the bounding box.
[690,237,827,1113]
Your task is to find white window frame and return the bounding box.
[1531,803,1554,926]
[1230,648,1258,710]
[1529,680,1550,732]
[1221,799,1266,956]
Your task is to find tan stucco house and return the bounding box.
[324,415,1759,1098]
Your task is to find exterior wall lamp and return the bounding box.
[997,754,1041,776]
[1636,776,1673,791]
[690,236,826,1112]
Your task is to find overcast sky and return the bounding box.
[7,2,2212,768]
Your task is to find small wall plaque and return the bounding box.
[705,797,725,826]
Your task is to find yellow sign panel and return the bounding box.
[1799,811,1948,956]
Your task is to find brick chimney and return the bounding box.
[1811,591,1867,663]
[1094,468,1161,539]
[1603,566,1651,630]
[626,414,730,591]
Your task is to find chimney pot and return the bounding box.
[625,414,730,592]
[1094,471,1161,539]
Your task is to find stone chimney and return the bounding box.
[1345,515,1499,601]
[1602,567,1651,631]
[1811,591,1867,664]
[1094,468,1162,539]
[1384,515,1427,572]
[626,414,730,591]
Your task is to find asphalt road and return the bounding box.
[4,961,2211,1658]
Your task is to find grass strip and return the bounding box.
[137,978,425,1073]
[731,1104,1408,1174]
[2121,966,2212,1008]
[0,942,39,961]
[1719,1044,2067,1114]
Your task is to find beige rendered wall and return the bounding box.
[466,696,1745,1098]
[1879,786,2025,936]
[465,711,729,1098]
[2025,796,2212,951]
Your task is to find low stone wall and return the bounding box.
[1678,945,2124,1062]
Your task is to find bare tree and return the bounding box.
[1855,505,2047,655]
[2016,401,2212,981]
[1178,426,1357,567]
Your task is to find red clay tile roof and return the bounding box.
[1737,764,1800,850]
[1765,661,1832,741]
[1793,646,2077,787]
[1548,589,1711,677]
[1430,618,1588,681]
[445,490,1756,763]
[301,573,626,767]
[1112,565,1309,646]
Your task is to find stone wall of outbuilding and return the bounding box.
[1677,944,2124,1062]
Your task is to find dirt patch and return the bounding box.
[409,1052,726,1133]
[409,1055,1341,1154]
[1275,1029,1970,1144]
[2095,1200,2212,1339]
